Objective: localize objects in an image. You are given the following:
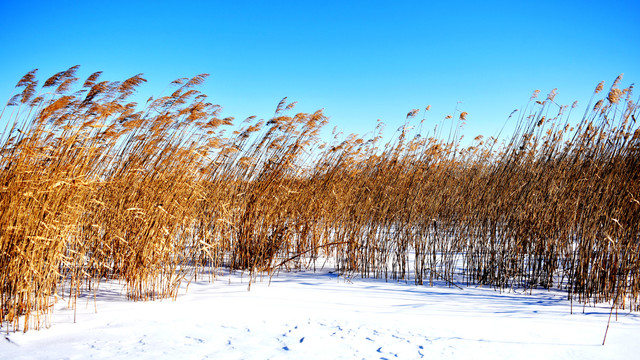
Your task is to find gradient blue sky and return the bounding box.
[1,0,638,142]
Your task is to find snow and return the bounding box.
[2,267,639,359]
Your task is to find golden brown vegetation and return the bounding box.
[1,67,638,332]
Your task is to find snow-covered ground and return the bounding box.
[2,267,638,359]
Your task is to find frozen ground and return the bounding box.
[2,267,638,359]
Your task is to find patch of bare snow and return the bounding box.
[2,268,638,359]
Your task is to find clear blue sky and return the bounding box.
[1,0,638,143]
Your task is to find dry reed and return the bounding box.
[1,68,638,332]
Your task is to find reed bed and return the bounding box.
[1,67,638,331]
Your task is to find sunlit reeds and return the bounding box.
[1,67,638,332]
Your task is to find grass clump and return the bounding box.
[1,67,638,331]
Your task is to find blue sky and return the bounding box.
[1,0,638,143]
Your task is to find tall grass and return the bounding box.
[1,67,638,331]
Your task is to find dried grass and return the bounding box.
[1,68,638,332]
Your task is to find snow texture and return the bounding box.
[2,268,638,359]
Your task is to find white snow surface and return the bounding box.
[2,267,639,360]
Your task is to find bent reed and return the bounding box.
[1,67,638,331]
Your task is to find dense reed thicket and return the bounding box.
[1,67,638,331]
